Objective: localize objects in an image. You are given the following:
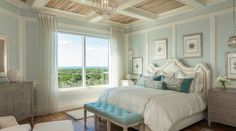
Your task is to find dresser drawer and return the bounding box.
[212,99,236,109]
[212,91,236,101]
[212,107,236,117]
[212,115,236,127]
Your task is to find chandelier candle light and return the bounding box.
[92,0,118,19]
[228,0,236,47]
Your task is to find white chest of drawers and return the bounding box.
[208,88,236,127]
[0,82,33,121]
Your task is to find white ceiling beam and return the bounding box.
[176,0,205,9]
[120,7,157,21]
[31,0,49,11]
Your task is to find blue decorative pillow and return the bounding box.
[179,78,193,93]
[153,75,164,81]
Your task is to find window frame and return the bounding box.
[57,31,110,89]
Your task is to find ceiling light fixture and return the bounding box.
[92,0,118,19]
[228,0,236,47]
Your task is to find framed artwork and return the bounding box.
[0,35,8,74]
[183,33,202,58]
[132,57,143,75]
[226,52,236,79]
[153,38,167,60]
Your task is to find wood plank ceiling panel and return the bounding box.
[45,0,94,16]
[134,0,184,14]
[109,14,139,24]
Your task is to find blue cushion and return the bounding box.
[153,75,163,81]
[84,102,143,125]
[179,78,193,93]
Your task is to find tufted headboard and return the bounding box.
[147,59,211,96]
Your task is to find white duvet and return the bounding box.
[98,86,206,131]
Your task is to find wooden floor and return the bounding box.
[20,112,236,131]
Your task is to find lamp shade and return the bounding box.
[228,35,236,47]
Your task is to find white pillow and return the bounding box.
[0,124,31,131]
[156,70,174,78]
[0,116,18,129]
[176,70,196,78]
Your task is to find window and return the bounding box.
[58,32,109,88]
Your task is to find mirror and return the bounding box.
[0,35,8,74]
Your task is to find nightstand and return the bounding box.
[208,88,236,127]
[120,80,135,87]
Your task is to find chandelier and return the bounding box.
[228,0,236,47]
[92,0,118,19]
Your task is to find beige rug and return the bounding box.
[65,108,94,120]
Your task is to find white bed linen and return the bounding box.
[98,86,206,131]
[144,91,206,131]
[98,86,174,114]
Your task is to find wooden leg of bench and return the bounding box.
[107,121,111,131]
[84,109,87,128]
[94,114,98,131]
[140,123,145,131]
[123,127,128,131]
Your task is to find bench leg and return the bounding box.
[107,121,111,131]
[140,123,145,131]
[123,127,128,131]
[84,109,87,128]
[94,114,98,131]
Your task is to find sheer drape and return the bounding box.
[36,14,58,115]
[109,29,125,86]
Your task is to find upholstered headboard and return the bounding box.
[148,59,211,95]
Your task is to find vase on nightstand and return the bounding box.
[7,69,20,83]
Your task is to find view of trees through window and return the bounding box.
[58,32,109,88]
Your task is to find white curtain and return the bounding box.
[36,14,58,115]
[109,29,125,86]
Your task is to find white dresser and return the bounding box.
[0,82,33,121]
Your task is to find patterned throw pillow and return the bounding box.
[163,74,193,93]
[136,75,151,86]
[145,79,163,89]
[163,74,182,91]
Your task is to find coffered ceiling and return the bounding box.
[7,0,221,26]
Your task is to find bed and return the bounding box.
[98,59,211,131]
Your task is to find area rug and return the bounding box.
[65,108,94,120]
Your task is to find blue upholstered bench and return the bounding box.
[84,102,144,131]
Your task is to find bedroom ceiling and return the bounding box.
[133,0,185,14]
[8,0,220,26]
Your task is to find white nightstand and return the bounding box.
[120,80,135,87]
